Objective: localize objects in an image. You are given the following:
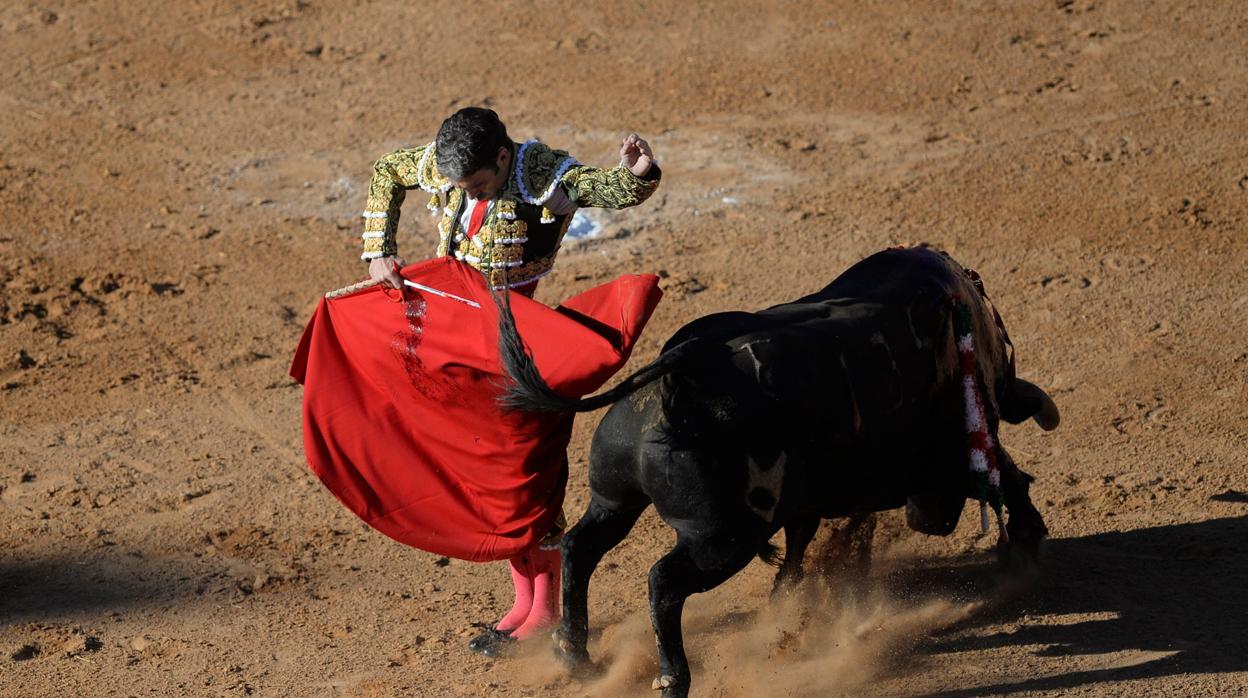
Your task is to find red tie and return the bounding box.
[466,199,488,240]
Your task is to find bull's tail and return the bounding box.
[494,288,700,413]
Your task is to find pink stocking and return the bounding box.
[495,554,534,633]
[509,546,561,641]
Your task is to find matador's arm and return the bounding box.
[559,163,661,210]
[360,144,448,261]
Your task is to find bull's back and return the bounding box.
[794,247,970,304]
[806,247,1013,419]
[742,248,1012,506]
[740,300,956,441]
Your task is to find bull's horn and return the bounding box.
[1017,379,1060,431]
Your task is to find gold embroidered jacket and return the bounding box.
[360,140,661,289]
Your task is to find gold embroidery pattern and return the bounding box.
[516,141,577,205]
[491,210,527,241]
[561,164,659,209]
[435,188,465,257]
[361,139,659,276]
[474,227,525,266]
[362,143,449,258]
[414,143,450,193]
[484,255,555,289]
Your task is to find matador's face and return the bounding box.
[454,146,511,201]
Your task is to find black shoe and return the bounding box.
[467,624,512,655]
[479,633,515,659]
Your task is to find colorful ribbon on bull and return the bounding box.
[954,300,1009,546]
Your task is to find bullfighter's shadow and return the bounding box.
[889,512,1248,695]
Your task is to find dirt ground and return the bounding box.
[2,1,1246,696]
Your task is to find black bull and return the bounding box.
[495,247,1059,697]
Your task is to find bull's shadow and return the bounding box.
[892,512,1248,695]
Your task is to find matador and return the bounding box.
[356,107,662,656]
[361,107,661,297]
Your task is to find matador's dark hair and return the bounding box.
[435,107,511,180]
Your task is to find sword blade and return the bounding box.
[402,280,481,308]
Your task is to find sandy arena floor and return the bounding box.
[2,1,1246,695]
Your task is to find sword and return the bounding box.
[324,277,481,308]
[402,279,481,308]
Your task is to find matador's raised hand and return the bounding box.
[619,133,655,178]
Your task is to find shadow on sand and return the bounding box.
[0,554,201,625]
[888,514,1248,695]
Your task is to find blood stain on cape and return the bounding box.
[389,292,446,400]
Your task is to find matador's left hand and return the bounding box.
[620,133,655,177]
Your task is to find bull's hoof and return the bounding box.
[652,674,689,698]
[997,533,1045,574]
[551,630,597,678]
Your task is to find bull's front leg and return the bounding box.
[998,446,1048,567]
[771,514,818,597]
[554,501,645,675]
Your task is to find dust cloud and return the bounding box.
[506,580,981,696]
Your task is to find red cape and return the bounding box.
[290,257,662,561]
